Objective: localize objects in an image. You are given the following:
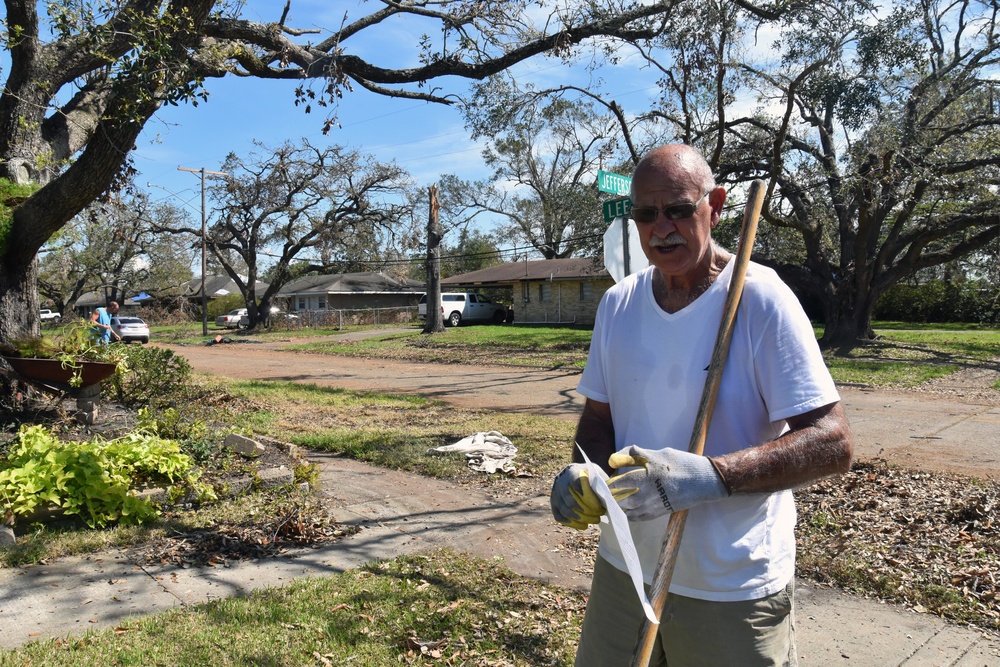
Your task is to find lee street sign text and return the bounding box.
[597,169,632,196]
[603,197,632,223]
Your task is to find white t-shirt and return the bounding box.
[577,258,839,601]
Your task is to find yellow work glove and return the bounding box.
[606,446,729,521]
[549,463,609,530]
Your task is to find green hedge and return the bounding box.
[875,280,998,324]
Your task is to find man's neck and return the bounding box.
[652,245,732,314]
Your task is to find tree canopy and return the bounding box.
[156,139,414,329]
[459,93,618,259]
[38,193,193,315]
[0,0,698,343]
[528,0,1000,348]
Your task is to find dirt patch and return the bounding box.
[909,362,1000,405]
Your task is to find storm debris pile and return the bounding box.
[130,502,359,567]
[797,458,999,632]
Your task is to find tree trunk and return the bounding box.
[0,257,40,353]
[423,185,445,334]
[819,285,877,352]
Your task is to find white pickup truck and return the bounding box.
[418,292,507,327]
[39,309,61,323]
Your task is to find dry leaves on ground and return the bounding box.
[556,457,999,635]
[128,501,359,567]
[797,458,999,632]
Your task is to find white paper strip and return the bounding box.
[577,444,658,624]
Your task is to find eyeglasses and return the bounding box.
[630,190,712,224]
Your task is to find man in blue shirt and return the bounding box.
[88,301,121,344]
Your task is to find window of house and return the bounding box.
[297,297,306,310]
[580,282,594,302]
[318,296,327,310]
[539,283,552,302]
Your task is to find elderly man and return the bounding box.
[551,144,853,666]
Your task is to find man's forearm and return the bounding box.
[712,402,853,494]
[572,399,617,475]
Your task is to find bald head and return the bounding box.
[630,145,715,199]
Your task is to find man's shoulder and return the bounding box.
[742,262,796,300]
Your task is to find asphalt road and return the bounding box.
[158,336,1000,480]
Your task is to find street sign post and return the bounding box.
[603,216,648,283]
[598,170,644,282]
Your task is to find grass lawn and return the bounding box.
[158,318,999,387]
[0,549,587,666]
[2,319,996,660]
[819,324,1000,387]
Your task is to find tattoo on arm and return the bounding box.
[712,402,853,495]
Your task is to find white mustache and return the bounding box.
[648,233,687,248]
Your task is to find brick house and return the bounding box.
[442,258,614,325]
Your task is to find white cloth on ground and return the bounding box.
[428,431,518,473]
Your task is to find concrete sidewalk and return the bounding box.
[1,454,997,665]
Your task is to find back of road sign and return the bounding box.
[603,217,648,283]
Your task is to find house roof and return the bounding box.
[73,292,142,308]
[181,275,269,298]
[442,258,610,286]
[278,271,425,296]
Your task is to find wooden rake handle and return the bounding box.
[629,179,766,667]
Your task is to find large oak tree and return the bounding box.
[459,93,619,259]
[38,193,193,317]
[504,0,998,348]
[0,0,691,345]
[174,139,413,329]
[599,0,1000,348]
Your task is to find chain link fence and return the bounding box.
[268,306,421,330]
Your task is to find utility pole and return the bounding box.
[179,166,227,336]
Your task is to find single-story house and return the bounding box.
[180,275,270,302]
[72,292,145,318]
[442,258,614,325]
[277,272,425,311]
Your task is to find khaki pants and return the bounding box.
[575,555,797,667]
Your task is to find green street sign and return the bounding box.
[602,197,632,223]
[597,169,632,196]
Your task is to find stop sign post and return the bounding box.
[598,172,647,283]
[603,216,648,283]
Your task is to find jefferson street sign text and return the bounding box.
[597,169,631,196]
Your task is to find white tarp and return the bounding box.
[427,431,517,474]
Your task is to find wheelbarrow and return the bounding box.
[0,356,118,425]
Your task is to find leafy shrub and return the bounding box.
[137,406,221,463]
[875,279,998,324]
[207,292,247,320]
[105,345,192,408]
[0,425,194,528]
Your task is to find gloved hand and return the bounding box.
[550,463,610,530]
[606,446,729,521]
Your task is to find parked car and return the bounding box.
[39,309,61,323]
[418,292,507,327]
[110,316,150,344]
[238,307,299,329]
[216,308,248,328]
